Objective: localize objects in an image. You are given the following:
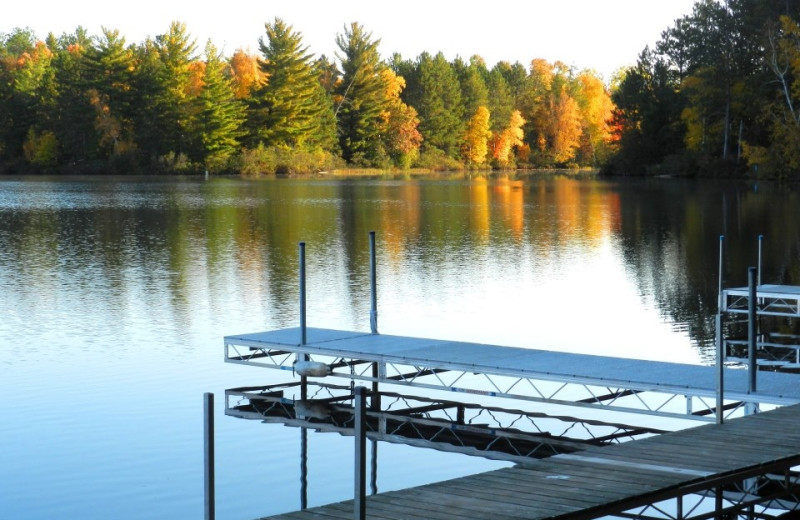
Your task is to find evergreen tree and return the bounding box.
[453,56,488,122]
[247,18,333,149]
[193,41,246,170]
[50,28,97,163]
[152,22,199,158]
[486,67,513,133]
[414,52,464,157]
[81,28,137,160]
[335,22,390,165]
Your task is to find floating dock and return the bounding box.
[254,403,800,520]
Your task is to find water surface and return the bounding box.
[1,174,798,519]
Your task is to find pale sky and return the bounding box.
[6,0,698,81]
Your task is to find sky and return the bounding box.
[6,0,699,81]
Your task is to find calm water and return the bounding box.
[2,174,799,519]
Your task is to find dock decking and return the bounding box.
[225,327,800,420]
[259,403,800,520]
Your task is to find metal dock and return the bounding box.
[214,236,800,520]
[254,403,800,520]
[225,327,800,422]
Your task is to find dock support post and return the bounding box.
[204,392,215,520]
[369,231,378,334]
[715,313,724,424]
[300,428,308,510]
[354,386,367,520]
[716,235,725,425]
[717,235,725,310]
[748,267,757,397]
[757,234,763,287]
[299,242,307,345]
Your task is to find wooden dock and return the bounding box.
[260,403,800,520]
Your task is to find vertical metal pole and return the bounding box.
[370,440,378,496]
[716,313,724,425]
[716,236,725,425]
[369,362,379,496]
[369,231,378,334]
[748,267,758,395]
[204,393,215,520]
[299,242,307,346]
[718,236,725,312]
[757,234,763,287]
[354,387,367,520]
[300,428,308,510]
[299,242,309,398]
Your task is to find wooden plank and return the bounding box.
[468,469,650,504]
[373,489,534,520]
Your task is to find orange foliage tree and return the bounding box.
[229,49,265,100]
[490,109,525,166]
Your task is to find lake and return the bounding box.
[1,174,798,519]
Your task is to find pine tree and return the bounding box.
[81,28,137,159]
[335,22,390,165]
[153,22,199,158]
[194,41,246,170]
[414,52,464,157]
[50,28,97,163]
[247,18,333,149]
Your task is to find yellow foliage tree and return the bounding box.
[379,69,423,167]
[23,128,58,166]
[462,106,491,165]
[491,109,525,166]
[576,72,614,164]
[549,90,582,164]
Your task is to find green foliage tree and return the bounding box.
[152,21,199,159]
[247,18,335,150]
[49,28,97,164]
[193,42,246,170]
[81,28,138,161]
[412,52,464,157]
[608,49,685,175]
[453,56,488,121]
[334,22,390,165]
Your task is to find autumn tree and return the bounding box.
[0,29,57,161]
[228,49,264,100]
[574,72,614,165]
[462,105,491,165]
[490,109,525,167]
[379,68,422,167]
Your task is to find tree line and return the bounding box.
[608,0,800,179]
[0,19,615,175]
